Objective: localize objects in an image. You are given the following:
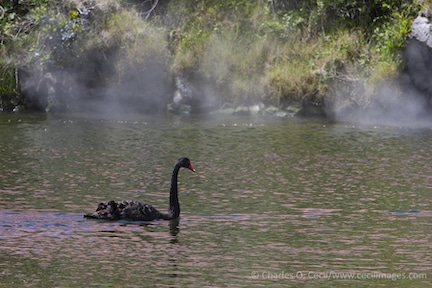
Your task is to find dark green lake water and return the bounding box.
[0,112,431,287]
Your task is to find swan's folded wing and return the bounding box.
[119,200,165,221]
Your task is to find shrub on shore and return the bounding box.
[0,0,424,112]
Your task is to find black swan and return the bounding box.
[84,157,195,221]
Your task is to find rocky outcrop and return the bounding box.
[167,76,224,114]
[402,9,432,105]
[411,9,432,46]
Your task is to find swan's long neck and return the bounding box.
[166,163,181,219]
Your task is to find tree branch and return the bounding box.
[144,0,160,20]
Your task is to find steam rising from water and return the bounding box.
[20,4,173,116]
[16,2,432,126]
[326,39,432,128]
[22,60,173,115]
[327,82,430,128]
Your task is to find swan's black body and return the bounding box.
[84,158,195,221]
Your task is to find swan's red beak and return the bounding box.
[188,163,195,172]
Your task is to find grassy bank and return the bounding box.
[161,0,421,109]
[0,0,425,112]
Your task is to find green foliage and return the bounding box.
[87,9,169,83]
[175,28,265,104]
[372,11,414,63]
[0,0,426,111]
[0,66,19,110]
[261,10,306,40]
[0,66,16,91]
[4,1,84,67]
[163,0,423,107]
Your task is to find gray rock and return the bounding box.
[411,11,432,48]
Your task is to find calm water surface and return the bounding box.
[0,112,431,287]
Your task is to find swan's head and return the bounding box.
[178,157,195,172]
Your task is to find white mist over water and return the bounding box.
[16,1,432,128]
[327,82,432,128]
[18,2,174,115]
[326,51,432,127]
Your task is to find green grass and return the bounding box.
[0,0,426,111]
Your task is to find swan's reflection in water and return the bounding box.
[169,218,180,240]
[168,218,180,280]
[1,114,432,286]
